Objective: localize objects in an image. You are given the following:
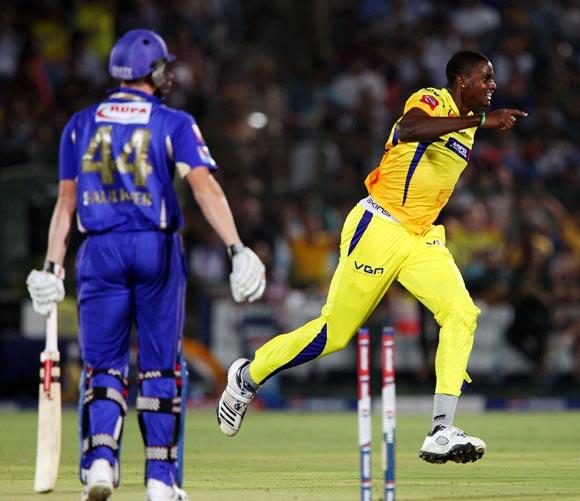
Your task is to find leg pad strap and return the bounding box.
[139,368,181,381]
[136,396,181,414]
[145,445,178,461]
[85,387,128,414]
[83,433,119,453]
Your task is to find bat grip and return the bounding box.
[45,305,58,353]
[43,359,53,394]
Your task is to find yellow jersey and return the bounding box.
[365,87,477,235]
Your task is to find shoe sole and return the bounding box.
[87,484,112,501]
[419,443,485,464]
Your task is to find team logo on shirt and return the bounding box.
[444,137,471,161]
[96,102,152,124]
[420,95,439,110]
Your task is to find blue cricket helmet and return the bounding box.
[108,29,175,81]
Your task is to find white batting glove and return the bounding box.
[228,244,266,303]
[26,262,65,316]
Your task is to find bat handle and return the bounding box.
[45,305,58,353]
[43,359,53,394]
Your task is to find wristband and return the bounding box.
[227,243,245,259]
[479,112,486,127]
[43,261,65,279]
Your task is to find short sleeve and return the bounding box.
[171,113,218,178]
[59,116,78,180]
[403,88,443,117]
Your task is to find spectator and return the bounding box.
[0,0,577,387]
[505,231,554,378]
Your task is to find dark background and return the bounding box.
[0,0,578,403]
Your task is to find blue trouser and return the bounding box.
[76,231,187,487]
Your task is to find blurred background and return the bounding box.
[0,0,578,410]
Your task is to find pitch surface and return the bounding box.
[1,409,579,500]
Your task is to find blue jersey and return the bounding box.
[59,88,217,233]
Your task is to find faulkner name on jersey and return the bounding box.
[82,188,153,206]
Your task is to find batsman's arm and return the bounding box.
[186,167,242,247]
[45,180,77,265]
[186,167,266,303]
[397,108,528,142]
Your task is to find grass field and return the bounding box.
[1,409,579,500]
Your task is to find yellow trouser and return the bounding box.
[249,204,480,395]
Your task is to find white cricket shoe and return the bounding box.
[419,425,486,464]
[216,358,257,436]
[146,479,189,501]
[81,459,113,501]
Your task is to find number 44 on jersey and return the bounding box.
[82,126,153,186]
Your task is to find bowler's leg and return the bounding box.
[218,207,413,436]
[397,225,485,463]
[397,227,480,396]
[249,209,410,384]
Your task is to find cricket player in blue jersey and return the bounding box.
[26,29,266,501]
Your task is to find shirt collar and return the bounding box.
[442,87,473,117]
[442,87,460,116]
[107,87,160,103]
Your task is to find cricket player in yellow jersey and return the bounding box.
[217,51,527,463]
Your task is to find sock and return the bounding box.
[431,393,458,432]
[241,363,258,391]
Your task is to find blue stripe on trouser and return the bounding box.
[348,210,373,256]
[261,325,328,383]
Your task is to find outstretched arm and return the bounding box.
[398,108,528,142]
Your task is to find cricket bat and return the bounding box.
[33,304,61,492]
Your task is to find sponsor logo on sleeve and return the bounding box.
[420,94,439,110]
[444,137,471,161]
[95,102,152,124]
[197,145,216,167]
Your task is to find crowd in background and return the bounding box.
[0,0,578,384]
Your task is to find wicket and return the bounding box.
[357,326,396,501]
